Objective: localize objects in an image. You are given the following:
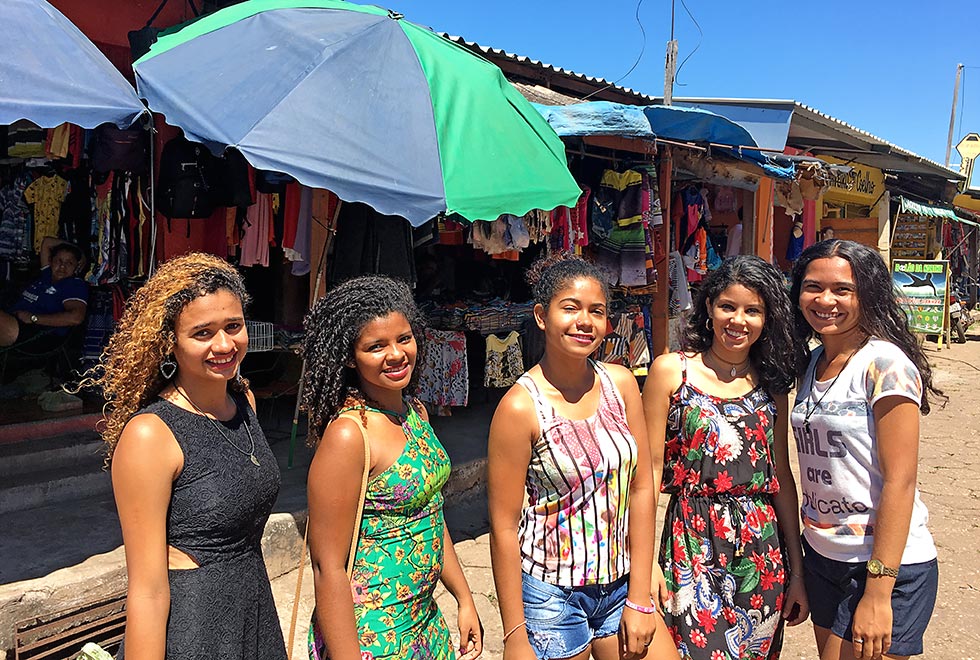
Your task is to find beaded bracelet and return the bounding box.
[625,598,658,614]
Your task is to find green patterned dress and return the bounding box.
[309,404,454,660]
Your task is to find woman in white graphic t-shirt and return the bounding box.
[789,240,944,660]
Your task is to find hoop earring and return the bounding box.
[705,318,713,331]
[160,355,177,380]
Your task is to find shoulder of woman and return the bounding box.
[312,415,368,469]
[114,413,182,472]
[650,352,685,380]
[494,381,536,419]
[600,362,640,393]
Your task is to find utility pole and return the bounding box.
[663,0,677,106]
[946,63,964,168]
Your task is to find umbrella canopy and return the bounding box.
[0,0,146,128]
[134,0,581,226]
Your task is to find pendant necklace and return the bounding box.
[803,339,867,431]
[175,385,260,466]
[708,347,750,378]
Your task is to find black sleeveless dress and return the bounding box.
[118,391,286,660]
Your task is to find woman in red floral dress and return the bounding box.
[643,256,809,660]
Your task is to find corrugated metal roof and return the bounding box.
[441,33,961,180]
[791,102,961,179]
[441,33,659,104]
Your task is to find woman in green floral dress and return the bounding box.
[303,276,483,660]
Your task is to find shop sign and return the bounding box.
[892,259,948,334]
[819,155,885,206]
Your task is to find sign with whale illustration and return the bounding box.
[892,259,948,335]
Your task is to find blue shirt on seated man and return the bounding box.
[0,238,88,349]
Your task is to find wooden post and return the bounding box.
[653,146,673,356]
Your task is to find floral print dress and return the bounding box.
[659,354,787,660]
[310,404,454,660]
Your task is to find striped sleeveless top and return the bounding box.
[517,360,638,586]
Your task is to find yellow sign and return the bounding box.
[819,155,886,206]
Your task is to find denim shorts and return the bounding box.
[803,538,938,656]
[521,572,628,660]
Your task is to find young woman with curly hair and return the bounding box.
[789,240,942,660]
[302,275,482,660]
[488,253,676,660]
[90,252,286,660]
[643,255,809,660]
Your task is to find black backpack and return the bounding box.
[156,136,215,219]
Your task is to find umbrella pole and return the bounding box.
[287,199,342,469]
[146,114,158,276]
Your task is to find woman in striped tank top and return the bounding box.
[489,254,679,660]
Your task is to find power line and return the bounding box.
[581,0,647,100]
[674,0,703,86]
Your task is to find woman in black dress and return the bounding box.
[85,253,286,660]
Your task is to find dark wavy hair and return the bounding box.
[684,255,799,395]
[526,252,609,307]
[789,239,944,413]
[301,275,426,444]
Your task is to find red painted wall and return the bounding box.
[49,0,199,79]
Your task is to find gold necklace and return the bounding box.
[175,386,260,466]
[708,347,750,378]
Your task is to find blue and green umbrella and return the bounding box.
[134,0,581,225]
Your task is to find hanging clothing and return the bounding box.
[241,192,274,267]
[668,251,693,319]
[24,174,69,251]
[599,169,643,226]
[484,331,524,388]
[417,329,469,410]
[0,174,32,263]
[726,223,743,258]
[328,203,416,284]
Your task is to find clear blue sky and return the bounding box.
[388,0,980,175]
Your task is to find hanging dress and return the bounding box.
[309,403,454,659]
[659,354,786,660]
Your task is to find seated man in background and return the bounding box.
[0,238,88,349]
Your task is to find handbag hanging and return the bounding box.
[287,414,370,660]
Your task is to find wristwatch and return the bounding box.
[867,558,899,578]
[29,314,38,324]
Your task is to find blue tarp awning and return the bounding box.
[0,0,146,128]
[674,100,794,152]
[533,100,795,180]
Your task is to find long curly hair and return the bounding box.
[301,275,426,444]
[84,253,251,459]
[684,255,799,395]
[526,252,609,307]
[789,239,944,413]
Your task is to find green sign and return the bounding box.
[892,260,948,334]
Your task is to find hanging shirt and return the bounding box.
[484,331,524,388]
[24,175,70,252]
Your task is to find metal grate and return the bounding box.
[246,320,275,352]
[14,592,126,660]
